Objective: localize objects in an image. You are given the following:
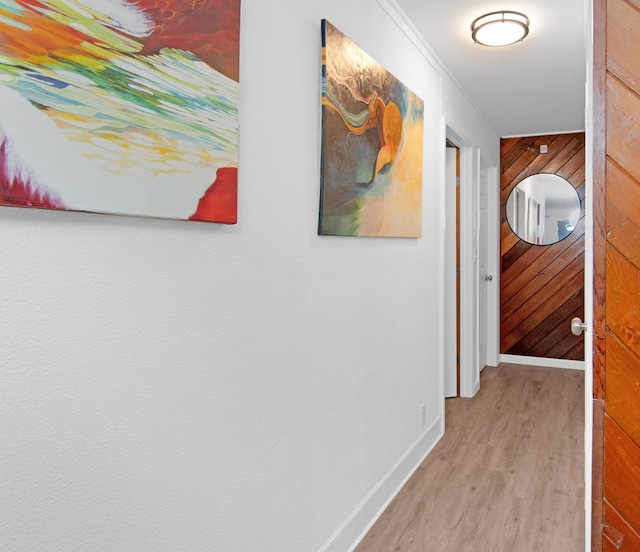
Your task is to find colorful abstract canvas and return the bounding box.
[319,20,424,237]
[0,0,240,223]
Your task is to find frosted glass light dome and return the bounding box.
[471,11,530,47]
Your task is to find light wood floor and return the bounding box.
[356,363,585,552]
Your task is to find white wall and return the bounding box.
[0,1,498,550]
[441,61,501,395]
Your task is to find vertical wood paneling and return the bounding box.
[607,0,640,89]
[606,332,640,446]
[592,0,607,545]
[604,415,640,536]
[500,133,585,360]
[606,245,640,360]
[596,0,640,546]
[593,401,605,552]
[594,0,608,400]
[607,162,640,269]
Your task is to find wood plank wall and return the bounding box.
[601,0,640,545]
[500,133,585,360]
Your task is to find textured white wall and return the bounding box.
[0,1,498,551]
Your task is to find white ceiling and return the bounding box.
[394,0,587,137]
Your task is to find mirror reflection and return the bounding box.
[506,173,581,246]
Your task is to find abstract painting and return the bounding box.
[0,0,240,223]
[320,20,423,237]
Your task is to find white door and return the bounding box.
[478,172,488,371]
[444,146,458,398]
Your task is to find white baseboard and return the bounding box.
[319,417,443,552]
[500,354,585,371]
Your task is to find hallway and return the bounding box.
[356,364,585,551]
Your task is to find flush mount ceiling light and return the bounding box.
[471,11,530,47]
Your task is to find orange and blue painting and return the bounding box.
[319,20,423,237]
[0,0,240,223]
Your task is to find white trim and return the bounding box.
[501,129,586,139]
[446,127,478,398]
[319,418,443,552]
[500,354,585,371]
[583,0,594,548]
[459,146,481,397]
[375,0,441,74]
[443,138,457,398]
[485,164,501,367]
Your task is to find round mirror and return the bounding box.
[505,173,581,245]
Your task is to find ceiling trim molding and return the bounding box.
[376,0,443,75]
[377,0,498,135]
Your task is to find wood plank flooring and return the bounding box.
[356,364,585,552]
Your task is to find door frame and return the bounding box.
[444,124,477,398]
[584,0,596,547]
[444,123,499,398]
[444,143,459,398]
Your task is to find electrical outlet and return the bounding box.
[420,403,426,428]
